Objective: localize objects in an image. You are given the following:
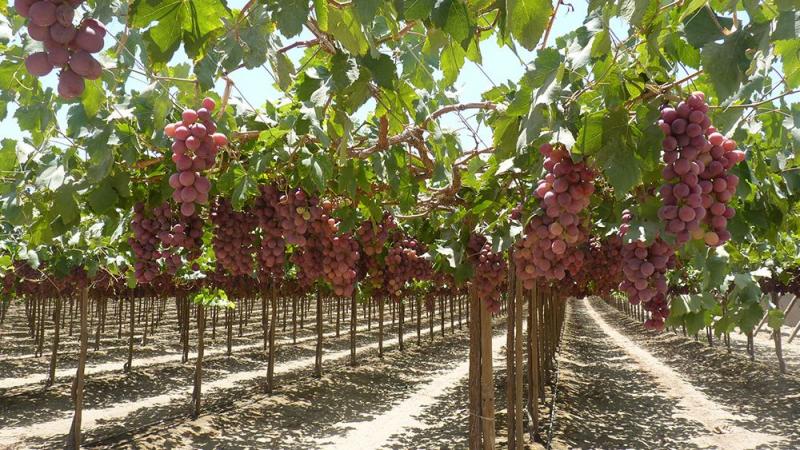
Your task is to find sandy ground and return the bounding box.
[551,298,800,449]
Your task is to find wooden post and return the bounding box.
[66,287,88,449]
[47,296,62,388]
[192,304,205,418]
[378,298,385,358]
[506,280,516,450]
[513,280,524,447]
[350,292,357,366]
[479,297,495,449]
[262,295,268,351]
[416,296,422,345]
[292,296,298,344]
[267,284,278,393]
[527,285,540,437]
[398,300,405,352]
[314,290,323,377]
[468,290,481,449]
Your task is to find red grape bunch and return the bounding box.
[291,197,329,287]
[384,238,424,297]
[129,202,172,283]
[210,197,258,276]
[586,235,624,297]
[698,129,745,246]
[467,234,507,313]
[253,185,286,278]
[322,232,360,297]
[274,188,319,246]
[657,92,713,245]
[513,143,594,288]
[618,237,675,331]
[165,97,227,217]
[357,213,396,257]
[17,0,106,99]
[356,214,396,289]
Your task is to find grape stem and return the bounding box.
[421,102,497,129]
[278,39,320,54]
[540,0,563,51]
[710,88,800,109]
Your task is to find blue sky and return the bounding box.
[0,1,592,146]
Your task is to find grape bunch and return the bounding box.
[383,238,424,297]
[356,214,396,288]
[657,92,712,245]
[273,188,319,246]
[698,130,744,246]
[357,213,396,257]
[129,202,172,283]
[513,143,594,288]
[17,0,106,99]
[587,235,624,297]
[253,185,286,278]
[165,97,227,217]
[291,197,329,287]
[657,92,745,246]
[467,234,507,313]
[618,237,675,331]
[210,197,258,276]
[322,232,360,297]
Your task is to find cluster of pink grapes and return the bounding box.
[586,235,624,297]
[129,202,172,283]
[291,199,329,287]
[619,237,675,331]
[698,130,744,246]
[514,143,594,288]
[357,213,396,256]
[321,232,360,297]
[253,185,286,277]
[356,214,396,287]
[658,92,745,246]
[210,198,258,276]
[165,97,227,217]
[17,0,106,99]
[467,234,507,313]
[383,238,424,297]
[275,188,317,246]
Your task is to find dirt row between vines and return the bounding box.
[97,326,511,449]
[551,298,800,449]
[0,301,474,448]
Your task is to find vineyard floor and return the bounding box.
[551,298,800,449]
[0,299,512,449]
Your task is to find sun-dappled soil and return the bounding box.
[3,295,799,449]
[551,298,800,449]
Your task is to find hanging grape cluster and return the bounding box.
[619,237,675,331]
[384,238,425,297]
[253,185,286,278]
[699,130,744,246]
[587,235,624,297]
[658,92,745,247]
[467,234,507,313]
[275,188,315,246]
[129,202,172,283]
[322,232,360,297]
[18,0,106,99]
[165,97,227,217]
[356,214,396,288]
[211,197,258,276]
[514,143,594,288]
[291,196,328,287]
